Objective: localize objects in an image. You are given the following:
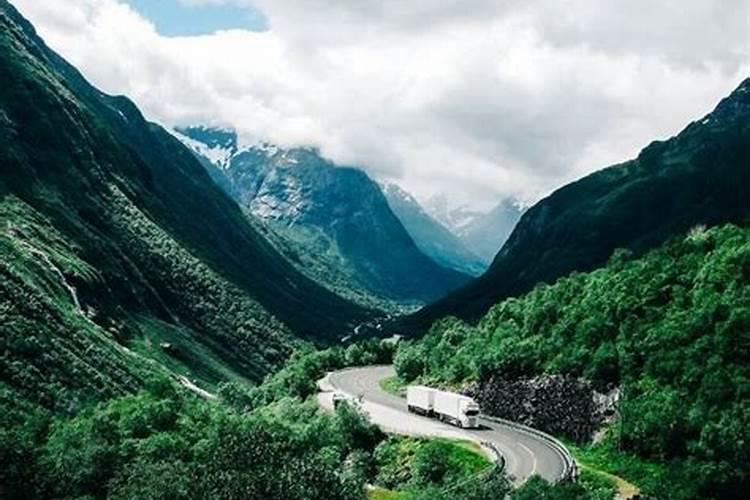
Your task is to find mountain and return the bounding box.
[0,1,373,409]
[458,199,525,264]
[175,127,471,306]
[423,196,525,264]
[381,183,485,276]
[423,194,483,233]
[402,78,750,333]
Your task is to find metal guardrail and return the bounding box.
[482,441,506,472]
[481,414,578,481]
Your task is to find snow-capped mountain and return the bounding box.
[174,127,471,306]
[458,199,525,264]
[173,126,238,169]
[424,195,524,264]
[423,194,484,234]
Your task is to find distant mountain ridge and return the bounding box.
[175,127,471,306]
[423,195,483,234]
[423,196,525,264]
[381,183,485,276]
[459,200,525,264]
[404,77,750,333]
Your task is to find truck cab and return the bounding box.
[460,399,480,428]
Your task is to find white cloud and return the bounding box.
[12,0,750,209]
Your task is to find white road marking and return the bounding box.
[518,442,538,477]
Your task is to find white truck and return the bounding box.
[406,385,435,416]
[406,386,480,429]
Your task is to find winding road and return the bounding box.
[319,365,572,484]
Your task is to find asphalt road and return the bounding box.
[324,365,568,484]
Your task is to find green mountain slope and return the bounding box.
[0,0,372,408]
[395,223,750,499]
[403,78,750,332]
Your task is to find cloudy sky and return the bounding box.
[13,0,750,209]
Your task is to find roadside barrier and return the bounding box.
[481,414,578,481]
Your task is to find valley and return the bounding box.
[1,1,748,499]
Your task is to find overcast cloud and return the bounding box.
[13,0,750,209]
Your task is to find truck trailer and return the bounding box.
[406,386,480,428]
[406,385,434,416]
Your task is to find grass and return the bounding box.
[379,376,409,397]
[128,316,255,389]
[564,431,667,498]
[367,486,407,500]
[576,467,623,499]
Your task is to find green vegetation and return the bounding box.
[511,475,613,500]
[396,224,750,498]
[0,339,388,499]
[1,377,384,499]
[566,429,664,496]
[373,436,491,493]
[219,339,395,411]
[0,0,376,413]
[368,487,407,500]
[0,342,507,500]
[379,376,409,397]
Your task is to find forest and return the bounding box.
[394,224,750,499]
[2,338,617,499]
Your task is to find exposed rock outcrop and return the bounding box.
[465,373,618,442]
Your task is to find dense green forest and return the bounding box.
[1,340,616,499]
[395,223,750,498]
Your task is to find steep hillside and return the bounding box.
[381,183,485,275]
[404,78,750,332]
[176,128,471,305]
[0,0,372,408]
[394,223,750,499]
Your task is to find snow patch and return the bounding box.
[171,129,235,169]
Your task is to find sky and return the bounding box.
[125,0,267,35]
[12,0,750,210]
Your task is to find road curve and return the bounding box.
[321,365,569,484]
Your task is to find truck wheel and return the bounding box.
[457,420,463,428]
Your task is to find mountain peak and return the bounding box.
[175,125,238,150]
[734,76,750,94]
[704,77,750,125]
[173,125,238,169]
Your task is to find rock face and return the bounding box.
[175,129,472,305]
[466,373,618,442]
